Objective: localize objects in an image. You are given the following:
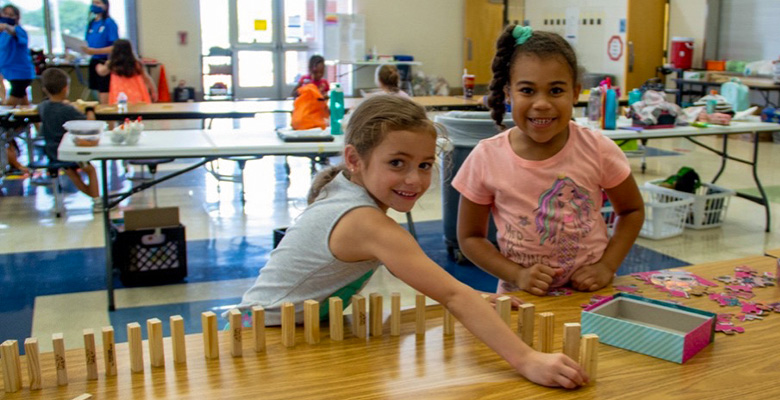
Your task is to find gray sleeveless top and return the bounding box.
[237,172,382,325]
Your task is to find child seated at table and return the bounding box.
[96,39,157,104]
[375,64,410,97]
[292,55,329,98]
[38,68,101,211]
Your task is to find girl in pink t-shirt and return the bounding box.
[453,26,644,296]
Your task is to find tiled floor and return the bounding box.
[2,115,780,353]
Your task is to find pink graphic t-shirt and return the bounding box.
[452,121,631,292]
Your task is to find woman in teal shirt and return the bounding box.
[0,5,36,106]
[81,0,118,105]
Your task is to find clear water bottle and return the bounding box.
[117,92,128,113]
[587,88,602,128]
[329,83,344,135]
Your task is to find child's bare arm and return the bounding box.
[457,196,556,296]
[571,175,644,291]
[333,207,587,388]
[141,66,158,102]
[95,61,110,77]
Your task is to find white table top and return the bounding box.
[580,117,780,140]
[58,129,344,162]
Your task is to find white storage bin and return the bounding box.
[645,180,735,229]
[601,187,693,240]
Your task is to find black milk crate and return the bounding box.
[111,224,188,286]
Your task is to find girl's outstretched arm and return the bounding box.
[571,175,644,291]
[331,207,587,388]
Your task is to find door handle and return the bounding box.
[628,41,634,73]
[467,38,473,61]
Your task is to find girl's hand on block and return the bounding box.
[570,262,614,292]
[480,292,523,308]
[518,352,588,388]
[515,264,560,296]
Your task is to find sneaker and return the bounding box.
[92,197,105,213]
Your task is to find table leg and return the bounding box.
[749,134,771,232]
[101,160,115,311]
[711,135,728,184]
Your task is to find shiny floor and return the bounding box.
[2,115,780,352]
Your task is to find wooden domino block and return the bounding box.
[517,303,535,346]
[52,333,68,385]
[580,333,599,383]
[147,318,165,367]
[251,306,266,352]
[328,298,344,341]
[480,293,491,301]
[304,300,320,344]
[228,309,243,357]
[443,307,455,335]
[390,293,401,337]
[101,327,117,376]
[201,311,219,359]
[281,302,296,347]
[82,329,98,380]
[537,312,555,353]
[351,295,366,339]
[496,296,512,326]
[1,340,22,393]
[127,323,144,373]
[169,316,186,364]
[24,338,42,390]
[415,293,426,335]
[562,323,581,363]
[369,293,383,337]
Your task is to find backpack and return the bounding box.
[291,84,328,130]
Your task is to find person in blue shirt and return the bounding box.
[81,0,118,105]
[0,4,36,106]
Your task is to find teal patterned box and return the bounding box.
[581,293,716,363]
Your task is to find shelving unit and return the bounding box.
[201,54,234,101]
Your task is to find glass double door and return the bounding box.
[231,0,320,99]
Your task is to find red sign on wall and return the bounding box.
[608,35,623,61]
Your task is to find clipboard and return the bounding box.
[62,34,88,53]
[277,128,334,142]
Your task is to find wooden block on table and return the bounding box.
[562,323,581,363]
[518,303,535,346]
[329,297,344,341]
[169,316,186,364]
[496,296,512,326]
[201,311,219,359]
[415,293,426,335]
[82,329,98,380]
[303,300,320,344]
[537,312,555,353]
[228,309,243,357]
[24,338,42,390]
[147,318,165,368]
[580,333,599,383]
[1,339,22,393]
[101,326,117,376]
[127,323,144,373]
[351,295,366,339]
[480,293,491,301]
[52,332,68,385]
[251,306,266,352]
[443,307,455,335]
[281,302,296,347]
[369,293,383,337]
[390,293,401,336]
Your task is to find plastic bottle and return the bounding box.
[603,88,617,130]
[462,69,475,99]
[329,83,344,135]
[587,88,602,128]
[628,88,642,106]
[117,92,128,113]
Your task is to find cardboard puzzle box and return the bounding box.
[581,293,716,363]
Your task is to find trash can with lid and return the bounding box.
[435,111,513,264]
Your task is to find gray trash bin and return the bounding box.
[436,111,513,264]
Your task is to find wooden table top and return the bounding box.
[2,256,779,399]
[764,248,780,258]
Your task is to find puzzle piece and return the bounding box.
[740,302,766,315]
[547,288,572,297]
[736,314,763,322]
[715,313,746,335]
[581,294,611,308]
[766,302,780,313]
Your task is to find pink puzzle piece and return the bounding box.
[715,323,745,334]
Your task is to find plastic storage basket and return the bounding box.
[645,180,735,229]
[601,186,693,240]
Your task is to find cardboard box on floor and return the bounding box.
[123,207,180,231]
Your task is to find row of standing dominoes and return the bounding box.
[1,292,598,393]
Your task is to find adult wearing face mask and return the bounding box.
[81,0,118,105]
[0,5,36,106]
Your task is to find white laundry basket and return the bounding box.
[601,186,693,240]
[645,180,735,229]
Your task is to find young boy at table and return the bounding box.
[38,68,102,212]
